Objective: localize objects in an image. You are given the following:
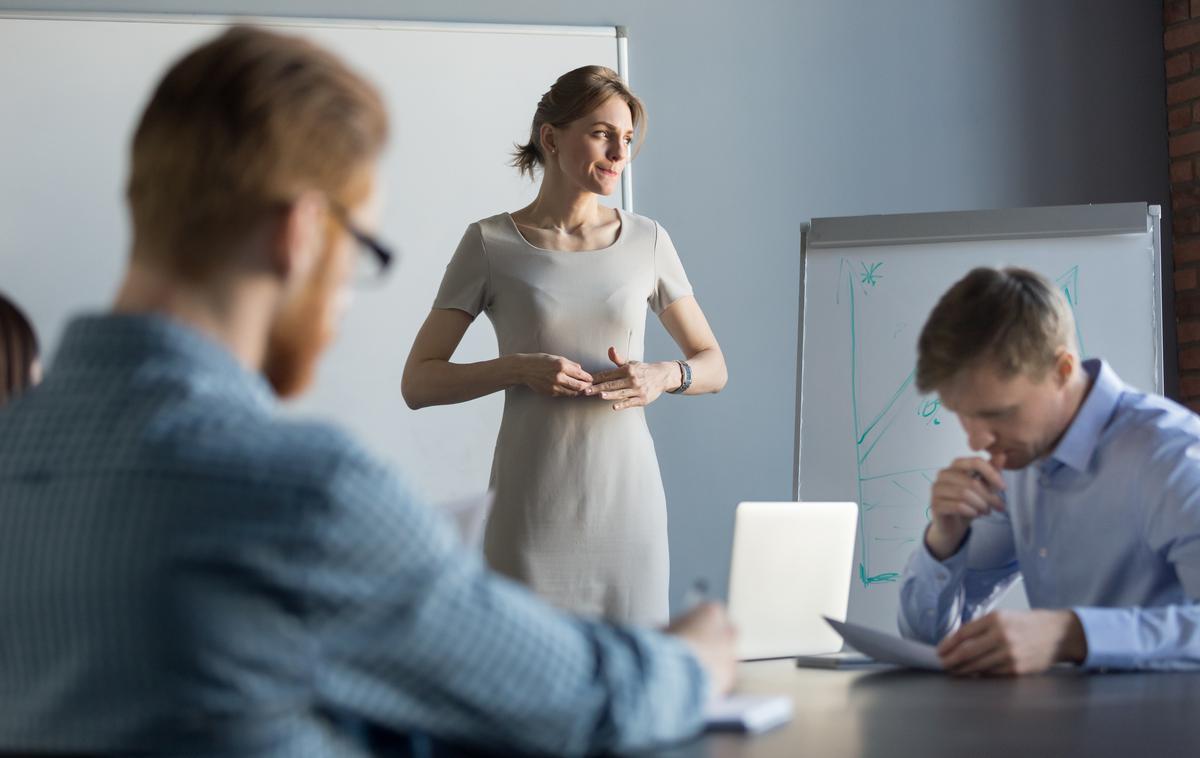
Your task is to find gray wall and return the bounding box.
[0,0,1169,612]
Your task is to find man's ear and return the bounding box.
[1053,347,1076,387]
[269,191,326,282]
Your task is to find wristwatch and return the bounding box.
[668,360,692,394]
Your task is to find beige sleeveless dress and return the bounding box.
[432,210,692,625]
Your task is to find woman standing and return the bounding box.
[0,292,40,409]
[403,66,726,625]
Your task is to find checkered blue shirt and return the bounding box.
[0,314,707,757]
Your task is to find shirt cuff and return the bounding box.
[912,527,972,586]
[899,529,973,641]
[1073,606,1135,670]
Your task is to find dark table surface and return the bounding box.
[650,659,1200,758]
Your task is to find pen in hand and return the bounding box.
[969,470,1007,511]
[667,578,738,697]
[682,578,710,611]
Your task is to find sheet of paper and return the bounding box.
[705,694,793,734]
[437,491,494,549]
[823,617,943,671]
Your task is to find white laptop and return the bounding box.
[727,501,858,660]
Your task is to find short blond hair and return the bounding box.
[126,25,388,276]
[916,267,1077,393]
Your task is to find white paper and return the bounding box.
[823,617,943,671]
[705,694,793,734]
[437,491,494,549]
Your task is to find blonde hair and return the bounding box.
[126,25,389,276]
[916,267,1077,393]
[512,65,646,178]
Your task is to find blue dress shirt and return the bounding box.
[0,314,707,756]
[898,359,1200,670]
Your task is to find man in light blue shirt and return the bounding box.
[0,26,734,756]
[898,266,1200,674]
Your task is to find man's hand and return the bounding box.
[666,602,738,698]
[926,454,1007,560]
[937,609,1088,676]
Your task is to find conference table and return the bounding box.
[652,659,1200,757]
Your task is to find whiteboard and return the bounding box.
[0,13,624,504]
[795,203,1164,631]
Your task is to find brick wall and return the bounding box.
[1167,1,1200,406]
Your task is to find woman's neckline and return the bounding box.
[503,208,625,254]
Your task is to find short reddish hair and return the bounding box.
[126,25,388,275]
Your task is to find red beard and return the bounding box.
[262,311,325,398]
[263,269,340,398]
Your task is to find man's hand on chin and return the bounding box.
[936,609,1088,676]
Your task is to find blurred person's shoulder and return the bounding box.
[153,397,401,502]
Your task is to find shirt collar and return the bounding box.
[51,312,275,411]
[1045,358,1124,473]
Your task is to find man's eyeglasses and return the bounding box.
[331,203,398,286]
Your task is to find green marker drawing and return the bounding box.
[843,258,931,585]
[860,261,884,287]
[1057,266,1087,357]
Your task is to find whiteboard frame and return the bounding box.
[0,10,632,210]
[616,25,633,212]
[0,11,618,37]
[795,202,1165,499]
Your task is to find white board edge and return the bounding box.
[809,203,1151,250]
[0,11,618,38]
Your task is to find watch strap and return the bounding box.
[669,360,692,394]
